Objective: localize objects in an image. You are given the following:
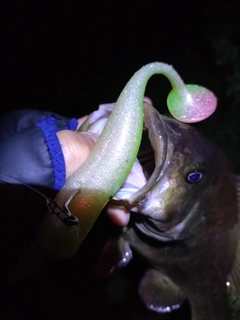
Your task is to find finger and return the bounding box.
[57,130,98,179]
[105,203,130,226]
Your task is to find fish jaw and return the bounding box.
[114,105,194,237]
[88,103,194,234]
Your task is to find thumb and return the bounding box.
[57,130,98,179]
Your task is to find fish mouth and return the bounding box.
[128,103,171,205]
[112,103,177,240]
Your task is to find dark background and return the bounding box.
[1,1,240,319]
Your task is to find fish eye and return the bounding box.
[186,170,203,183]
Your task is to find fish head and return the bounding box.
[117,104,236,242]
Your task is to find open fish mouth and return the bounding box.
[129,103,170,205]
[111,103,179,238]
[112,102,170,204]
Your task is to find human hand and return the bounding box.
[0,109,97,194]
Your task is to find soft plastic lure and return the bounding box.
[38,62,217,259]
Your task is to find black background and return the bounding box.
[1,1,240,319]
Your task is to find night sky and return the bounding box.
[1,1,238,117]
[0,1,240,319]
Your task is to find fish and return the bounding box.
[84,102,240,320]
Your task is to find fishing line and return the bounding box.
[1,175,79,226]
